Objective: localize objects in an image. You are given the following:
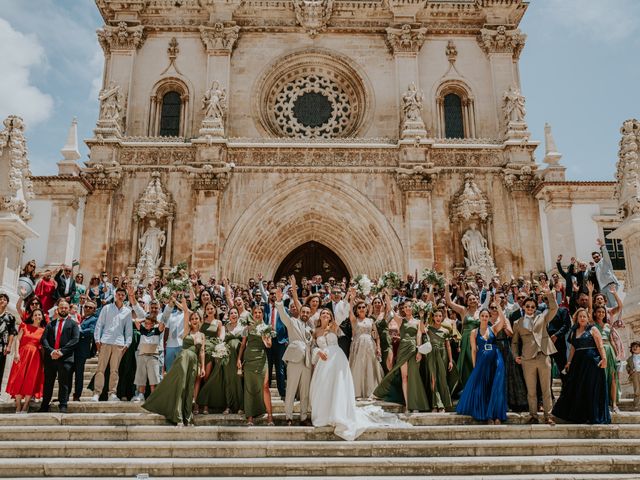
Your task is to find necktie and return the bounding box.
[271,306,276,328]
[54,319,64,350]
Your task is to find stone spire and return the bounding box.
[543,122,562,166]
[58,118,81,175]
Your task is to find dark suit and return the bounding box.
[547,307,571,386]
[324,301,352,359]
[263,302,288,398]
[53,270,77,301]
[41,316,80,409]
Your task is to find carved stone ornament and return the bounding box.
[385,24,428,55]
[200,81,227,138]
[395,164,435,192]
[189,161,234,190]
[615,119,640,220]
[477,25,526,59]
[450,173,491,222]
[135,172,173,220]
[502,85,528,140]
[445,40,458,65]
[461,223,497,281]
[95,83,125,139]
[0,115,35,221]
[502,165,538,192]
[200,23,240,54]
[401,83,427,139]
[293,0,334,37]
[81,162,123,190]
[97,21,145,54]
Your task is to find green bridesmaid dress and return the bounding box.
[196,320,226,411]
[223,325,244,413]
[376,312,393,374]
[457,315,480,388]
[242,330,268,418]
[143,334,201,425]
[424,325,458,411]
[374,318,430,411]
[596,323,620,404]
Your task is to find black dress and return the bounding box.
[494,330,528,412]
[552,326,610,424]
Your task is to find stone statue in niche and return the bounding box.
[202,81,227,124]
[138,219,166,271]
[402,83,424,123]
[503,85,526,124]
[98,83,123,123]
[462,223,489,268]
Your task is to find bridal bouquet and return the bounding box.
[375,271,402,292]
[255,323,276,338]
[412,300,433,318]
[354,274,373,296]
[158,261,190,301]
[211,338,230,359]
[421,268,445,289]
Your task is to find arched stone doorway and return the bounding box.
[274,241,350,282]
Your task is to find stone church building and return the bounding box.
[18,0,625,291]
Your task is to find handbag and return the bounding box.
[418,341,432,355]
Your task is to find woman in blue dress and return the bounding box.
[456,304,507,424]
[552,308,610,424]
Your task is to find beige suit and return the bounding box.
[276,301,313,421]
[511,293,558,419]
[626,355,640,409]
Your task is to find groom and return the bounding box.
[275,286,313,426]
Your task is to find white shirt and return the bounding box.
[332,300,350,326]
[161,306,184,348]
[633,354,640,372]
[94,303,133,347]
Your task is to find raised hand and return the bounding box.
[596,238,604,248]
[556,254,562,263]
[289,275,297,288]
[586,280,594,293]
[275,287,283,303]
[540,280,551,294]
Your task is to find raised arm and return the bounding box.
[289,275,302,314]
[471,329,478,367]
[444,281,466,318]
[275,288,293,330]
[223,277,233,307]
[608,284,623,317]
[541,281,558,324]
[493,306,506,334]
[181,295,192,338]
[348,287,357,328]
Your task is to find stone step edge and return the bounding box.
[0,455,638,477]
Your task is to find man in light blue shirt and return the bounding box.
[592,238,620,307]
[92,287,133,401]
[161,295,185,372]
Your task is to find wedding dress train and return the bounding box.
[310,332,410,441]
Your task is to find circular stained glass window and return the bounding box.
[292,92,332,128]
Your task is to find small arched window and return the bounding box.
[444,93,464,139]
[159,92,181,137]
[436,82,476,139]
[148,78,190,137]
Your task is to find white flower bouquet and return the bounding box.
[354,274,373,296]
[255,323,276,338]
[211,339,230,359]
[375,271,402,292]
[158,286,172,302]
[412,300,433,318]
[421,268,445,289]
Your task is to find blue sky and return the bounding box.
[0,0,638,180]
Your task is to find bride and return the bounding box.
[309,308,409,441]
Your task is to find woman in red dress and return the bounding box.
[6,309,46,413]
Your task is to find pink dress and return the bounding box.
[6,323,45,398]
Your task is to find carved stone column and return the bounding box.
[188,162,234,276]
[0,116,37,308]
[609,119,640,340]
[97,22,146,134]
[396,164,436,273]
[386,24,427,138]
[477,25,526,135]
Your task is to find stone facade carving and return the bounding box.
[189,162,234,190]
[81,162,123,190]
[450,173,491,222]
[615,119,640,219]
[136,172,172,220]
[119,147,195,166]
[502,85,529,140]
[461,223,497,280]
[445,40,458,65]
[385,24,428,55]
[200,23,240,54]
[97,21,145,54]
[136,220,166,281]
[477,25,526,59]
[395,164,435,192]
[503,165,538,192]
[293,0,333,37]
[0,116,34,221]
[95,83,125,138]
[200,81,227,138]
[401,83,427,139]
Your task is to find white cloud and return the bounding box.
[0,18,53,125]
[89,48,104,100]
[541,0,640,43]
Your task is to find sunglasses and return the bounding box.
[357,306,367,310]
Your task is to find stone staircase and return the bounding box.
[0,359,638,478]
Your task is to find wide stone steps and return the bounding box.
[1,455,638,478]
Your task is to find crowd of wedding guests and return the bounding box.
[1,237,638,429]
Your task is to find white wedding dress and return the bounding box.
[310,332,410,441]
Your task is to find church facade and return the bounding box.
[22,0,622,286]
